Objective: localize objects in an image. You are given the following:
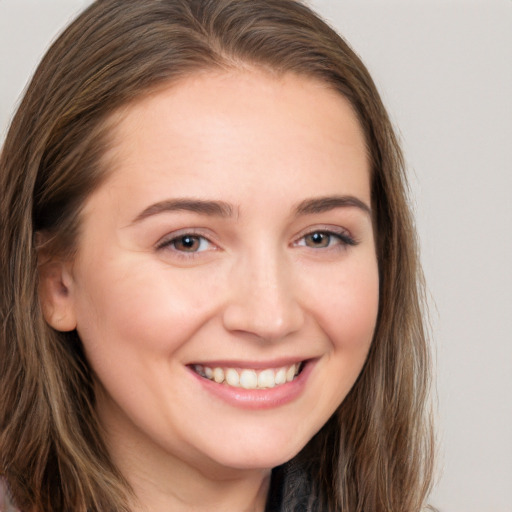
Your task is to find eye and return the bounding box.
[295,229,356,249]
[157,233,213,253]
[303,232,334,248]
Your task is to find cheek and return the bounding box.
[305,255,379,352]
[289,254,379,435]
[72,258,219,366]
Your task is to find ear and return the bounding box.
[38,259,77,332]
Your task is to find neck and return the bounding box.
[127,463,271,512]
[114,439,272,512]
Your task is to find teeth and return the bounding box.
[286,365,296,382]
[213,367,224,383]
[239,369,258,389]
[225,368,240,387]
[275,368,287,385]
[257,369,276,388]
[193,363,302,389]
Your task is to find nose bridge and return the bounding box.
[222,243,304,341]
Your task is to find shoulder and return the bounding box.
[0,478,21,512]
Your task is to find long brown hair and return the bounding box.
[0,1,435,510]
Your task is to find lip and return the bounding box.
[187,356,307,370]
[187,358,316,410]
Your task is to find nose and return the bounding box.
[222,249,305,342]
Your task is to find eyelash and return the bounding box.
[155,230,214,257]
[293,228,357,250]
[156,227,358,257]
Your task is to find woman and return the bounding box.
[0,0,435,510]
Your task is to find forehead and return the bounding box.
[91,70,370,218]
[113,69,365,142]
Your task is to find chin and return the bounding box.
[203,430,312,472]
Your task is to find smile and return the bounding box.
[191,363,303,390]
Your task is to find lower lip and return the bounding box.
[188,360,315,410]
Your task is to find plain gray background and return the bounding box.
[1,1,511,511]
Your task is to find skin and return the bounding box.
[40,70,379,512]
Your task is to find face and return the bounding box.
[45,70,379,477]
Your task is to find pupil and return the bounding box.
[306,232,329,248]
[312,233,324,244]
[180,236,198,250]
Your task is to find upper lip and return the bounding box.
[187,357,314,370]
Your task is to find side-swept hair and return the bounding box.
[0,1,434,510]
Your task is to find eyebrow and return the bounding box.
[130,194,371,225]
[131,198,234,224]
[294,195,372,217]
